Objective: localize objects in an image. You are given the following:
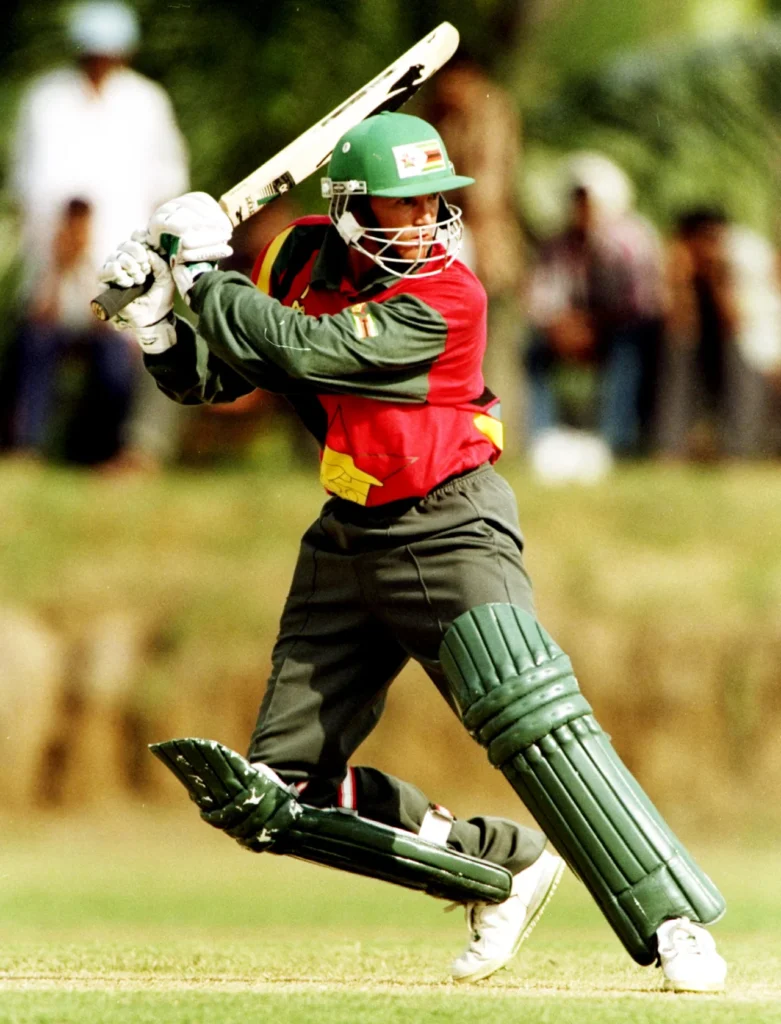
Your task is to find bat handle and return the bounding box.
[90,277,152,322]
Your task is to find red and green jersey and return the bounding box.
[145,216,503,507]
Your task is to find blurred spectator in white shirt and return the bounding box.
[8,1,189,468]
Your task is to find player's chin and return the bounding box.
[394,248,423,263]
[392,241,432,263]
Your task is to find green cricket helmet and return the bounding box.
[321,112,474,278]
[322,111,474,198]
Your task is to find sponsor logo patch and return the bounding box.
[392,139,446,179]
[291,284,310,312]
[320,446,383,505]
[349,302,378,339]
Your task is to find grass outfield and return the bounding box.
[0,812,779,1023]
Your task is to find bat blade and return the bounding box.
[218,22,459,226]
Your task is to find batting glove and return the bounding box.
[99,233,177,354]
[146,191,234,302]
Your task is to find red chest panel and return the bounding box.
[252,219,503,506]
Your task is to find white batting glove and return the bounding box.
[147,191,234,301]
[99,234,177,354]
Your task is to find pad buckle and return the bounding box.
[419,804,454,846]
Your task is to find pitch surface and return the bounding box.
[0,812,778,1023]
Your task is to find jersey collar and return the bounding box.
[311,226,399,297]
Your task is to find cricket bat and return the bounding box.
[91,22,459,322]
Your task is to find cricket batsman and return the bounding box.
[99,111,727,991]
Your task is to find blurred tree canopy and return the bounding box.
[2,0,778,237]
[2,0,526,206]
[524,20,781,238]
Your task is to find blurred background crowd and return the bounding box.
[2,0,781,480]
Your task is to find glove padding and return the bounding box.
[197,762,302,853]
[146,191,233,300]
[100,233,154,291]
[99,233,177,354]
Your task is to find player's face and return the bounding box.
[369,193,440,261]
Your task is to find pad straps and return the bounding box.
[440,604,726,964]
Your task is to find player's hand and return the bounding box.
[146,191,233,300]
[99,233,177,354]
[100,232,155,291]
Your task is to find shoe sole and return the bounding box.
[663,979,726,993]
[453,854,566,984]
[516,854,566,950]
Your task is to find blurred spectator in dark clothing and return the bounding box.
[525,153,664,457]
[12,198,137,463]
[424,55,526,448]
[11,1,187,295]
[655,208,776,460]
[8,0,189,470]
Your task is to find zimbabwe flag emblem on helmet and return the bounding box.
[392,139,446,179]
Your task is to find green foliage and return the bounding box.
[524,22,781,233]
[3,0,522,200]
[5,0,779,241]
[512,0,697,97]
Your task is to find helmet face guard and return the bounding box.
[321,112,474,279]
[327,193,464,278]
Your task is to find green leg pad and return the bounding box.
[150,738,512,905]
[439,604,726,965]
[271,808,512,903]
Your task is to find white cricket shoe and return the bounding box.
[450,847,565,983]
[656,917,727,993]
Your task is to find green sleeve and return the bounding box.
[143,316,305,405]
[189,270,448,402]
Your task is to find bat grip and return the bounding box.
[90,277,152,322]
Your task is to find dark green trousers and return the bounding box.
[248,463,546,874]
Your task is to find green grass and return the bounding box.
[1,459,780,648]
[0,813,779,1023]
[2,459,780,614]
